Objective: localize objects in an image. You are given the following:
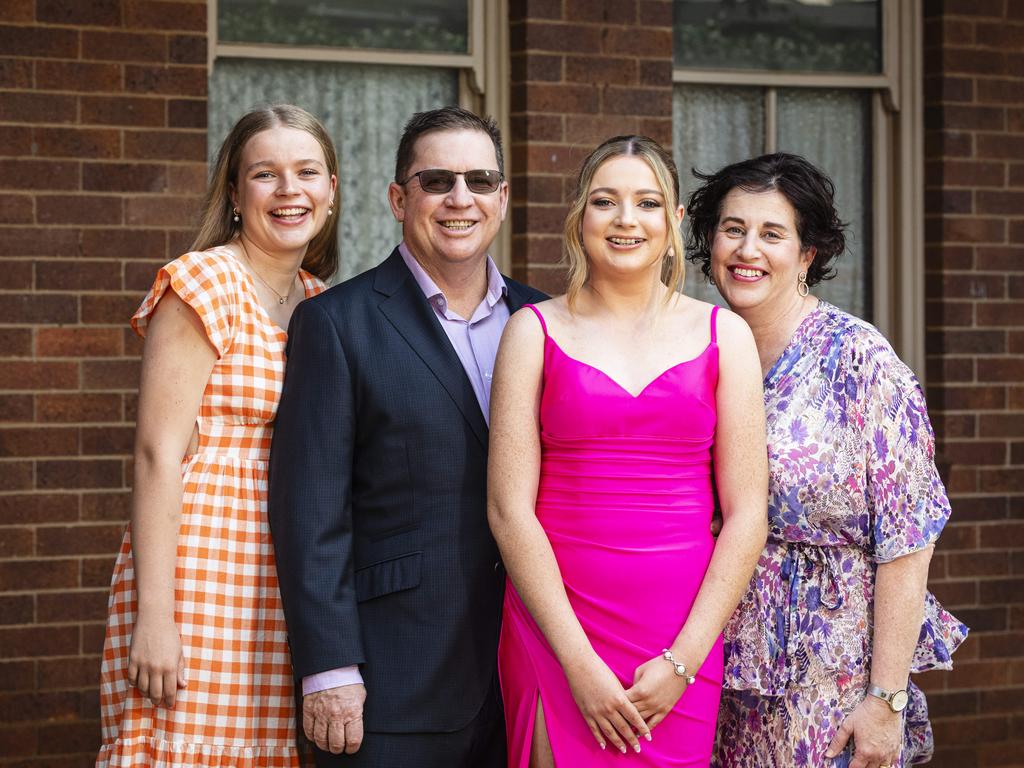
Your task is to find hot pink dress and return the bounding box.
[498,303,723,767]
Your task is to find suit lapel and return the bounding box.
[375,250,489,450]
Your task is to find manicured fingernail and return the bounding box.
[620,745,627,754]
[824,752,834,758]
[634,744,641,753]
[599,742,606,750]
[645,732,652,742]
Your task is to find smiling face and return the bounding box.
[387,128,508,274]
[231,125,337,260]
[710,187,815,316]
[581,155,681,280]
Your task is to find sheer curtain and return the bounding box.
[672,84,872,319]
[209,59,458,282]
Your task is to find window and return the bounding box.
[208,0,509,281]
[673,0,924,373]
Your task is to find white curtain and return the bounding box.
[209,59,458,282]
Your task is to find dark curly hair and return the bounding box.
[684,152,847,287]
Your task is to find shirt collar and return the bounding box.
[399,242,507,311]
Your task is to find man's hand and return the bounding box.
[303,683,367,754]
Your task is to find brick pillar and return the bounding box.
[922,2,1024,765]
[508,0,674,292]
[0,1,207,760]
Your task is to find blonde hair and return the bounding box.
[563,135,685,309]
[191,104,340,281]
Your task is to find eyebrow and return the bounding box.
[589,187,664,196]
[720,215,789,231]
[245,158,326,173]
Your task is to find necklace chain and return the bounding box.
[238,240,295,305]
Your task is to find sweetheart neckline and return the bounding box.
[544,335,716,399]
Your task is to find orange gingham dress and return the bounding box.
[98,247,325,767]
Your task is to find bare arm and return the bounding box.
[129,290,217,707]
[827,546,933,767]
[625,309,768,727]
[487,309,648,754]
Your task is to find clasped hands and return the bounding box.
[303,683,367,754]
[566,652,690,755]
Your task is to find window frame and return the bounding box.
[672,0,924,376]
[206,0,512,271]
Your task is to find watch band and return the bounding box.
[867,683,909,712]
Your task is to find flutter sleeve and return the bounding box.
[857,333,950,563]
[131,249,242,357]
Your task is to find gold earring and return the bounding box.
[797,271,809,297]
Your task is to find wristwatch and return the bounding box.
[661,649,696,685]
[867,683,909,713]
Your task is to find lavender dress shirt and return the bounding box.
[301,243,511,695]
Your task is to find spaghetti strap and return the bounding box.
[709,305,719,345]
[524,303,549,337]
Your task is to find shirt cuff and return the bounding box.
[302,665,364,696]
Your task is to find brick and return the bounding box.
[36,60,122,94]
[1011,163,1024,186]
[83,30,167,63]
[81,95,166,127]
[511,175,564,206]
[925,18,975,46]
[924,74,974,103]
[929,329,1007,355]
[1012,107,1024,133]
[37,589,109,621]
[928,104,1005,131]
[0,328,32,357]
[0,295,80,325]
[976,302,1024,327]
[934,273,1006,300]
[926,188,972,214]
[602,27,671,57]
[36,459,123,489]
[937,217,1007,244]
[518,22,603,53]
[975,21,1024,48]
[603,85,672,116]
[0,193,33,224]
[981,413,1024,437]
[930,384,1007,411]
[954,607,1008,633]
[639,59,671,87]
[37,194,123,226]
[924,129,972,158]
[563,0,636,23]
[125,194,200,226]
[81,294,144,325]
[35,127,121,160]
[0,461,32,491]
[81,359,140,393]
[0,24,78,58]
[81,228,164,261]
[1013,224,1024,246]
[0,159,80,191]
[511,52,562,83]
[36,393,122,423]
[81,425,133,456]
[565,55,637,85]
[124,1,207,32]
[37,327,123,358]
[0,91,76,124]
[513,82,599,114]
[0,690,80,724]
[976,247,1024,271]
[83,161,167,193]
[0,494,78,525]
[0,0,33,21]
[930,160,1006,188]
[519,144,586,175]
[940,440,1006,465]
[123,129,205,161]
[80,490,130,521]
[926,299,973,327]
[928,690,980,718]
[0,559,78,592]
[0,526,33,556]
[82,622,106,654]
[930,579,977,608]
[978,133,1024,160]
[0,360,79,392]
[37,260,123,291]
[980,469,1024,493]
[166,162,206,193]
[168,97,205,128]
[941,46,1007,76]
[924,244,973,270]
[0,227,79,257]
[0,660,35,692]
[37,0,122,25]
[0,58,32,89]
[124,64,206,97]
[980,523,1024,549]
[509,113,563,143]
[0,259,32,290]
[980,577,1024,603]
[82,554,118,586]
[638,0,672,27]
[508,0,561,20]
[0,427,78,458]
[523,265,568,296]
[37,720,101,754]
[978,189,1024,214]
[513,204,566,235]
[36,653,102,688]
[169,34,205,65]
[933,413,976,438]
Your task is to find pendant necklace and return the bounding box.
[238,240,294,305]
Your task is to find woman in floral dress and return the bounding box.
[685,153,967,768]
[97,104,338,766]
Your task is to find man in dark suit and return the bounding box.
[268,106,545,767]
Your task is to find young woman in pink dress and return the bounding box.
[488,135,769,767]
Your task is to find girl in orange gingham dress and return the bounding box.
[98,247,325,765]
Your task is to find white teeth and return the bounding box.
[733,267,764,277]
[441,220,474,230]
[272,207,308,217]
[609,237,643,245]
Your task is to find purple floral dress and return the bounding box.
[713,302,967,768]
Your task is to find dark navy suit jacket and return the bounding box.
[268,247,545,733]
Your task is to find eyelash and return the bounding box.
[590,199,661,209]
[252,169,320,179]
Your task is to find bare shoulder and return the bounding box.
[712,305,756,346]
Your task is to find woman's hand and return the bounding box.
[826,695,902,768]
[127,611,187,708]
[624,655,689,730]
[564,654,651,754]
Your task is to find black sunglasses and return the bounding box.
[398,168,503,194]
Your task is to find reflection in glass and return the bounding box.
[209,59,458,281]
[674,85,764,305]
[777,88,872,319]
[674,0,881,74]
[219,0,469,54]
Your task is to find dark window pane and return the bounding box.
[674,0,881,74]
[219,0,469,54]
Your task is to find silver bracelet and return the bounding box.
[661,649,696,685]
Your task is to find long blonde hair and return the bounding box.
[563,135,685,309]
[191,104,340,281]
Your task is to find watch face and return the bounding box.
[891,689,909,712]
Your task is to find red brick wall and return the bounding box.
[0,1,206,762]
[508,0,673,292]
[922,1,1024,766]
